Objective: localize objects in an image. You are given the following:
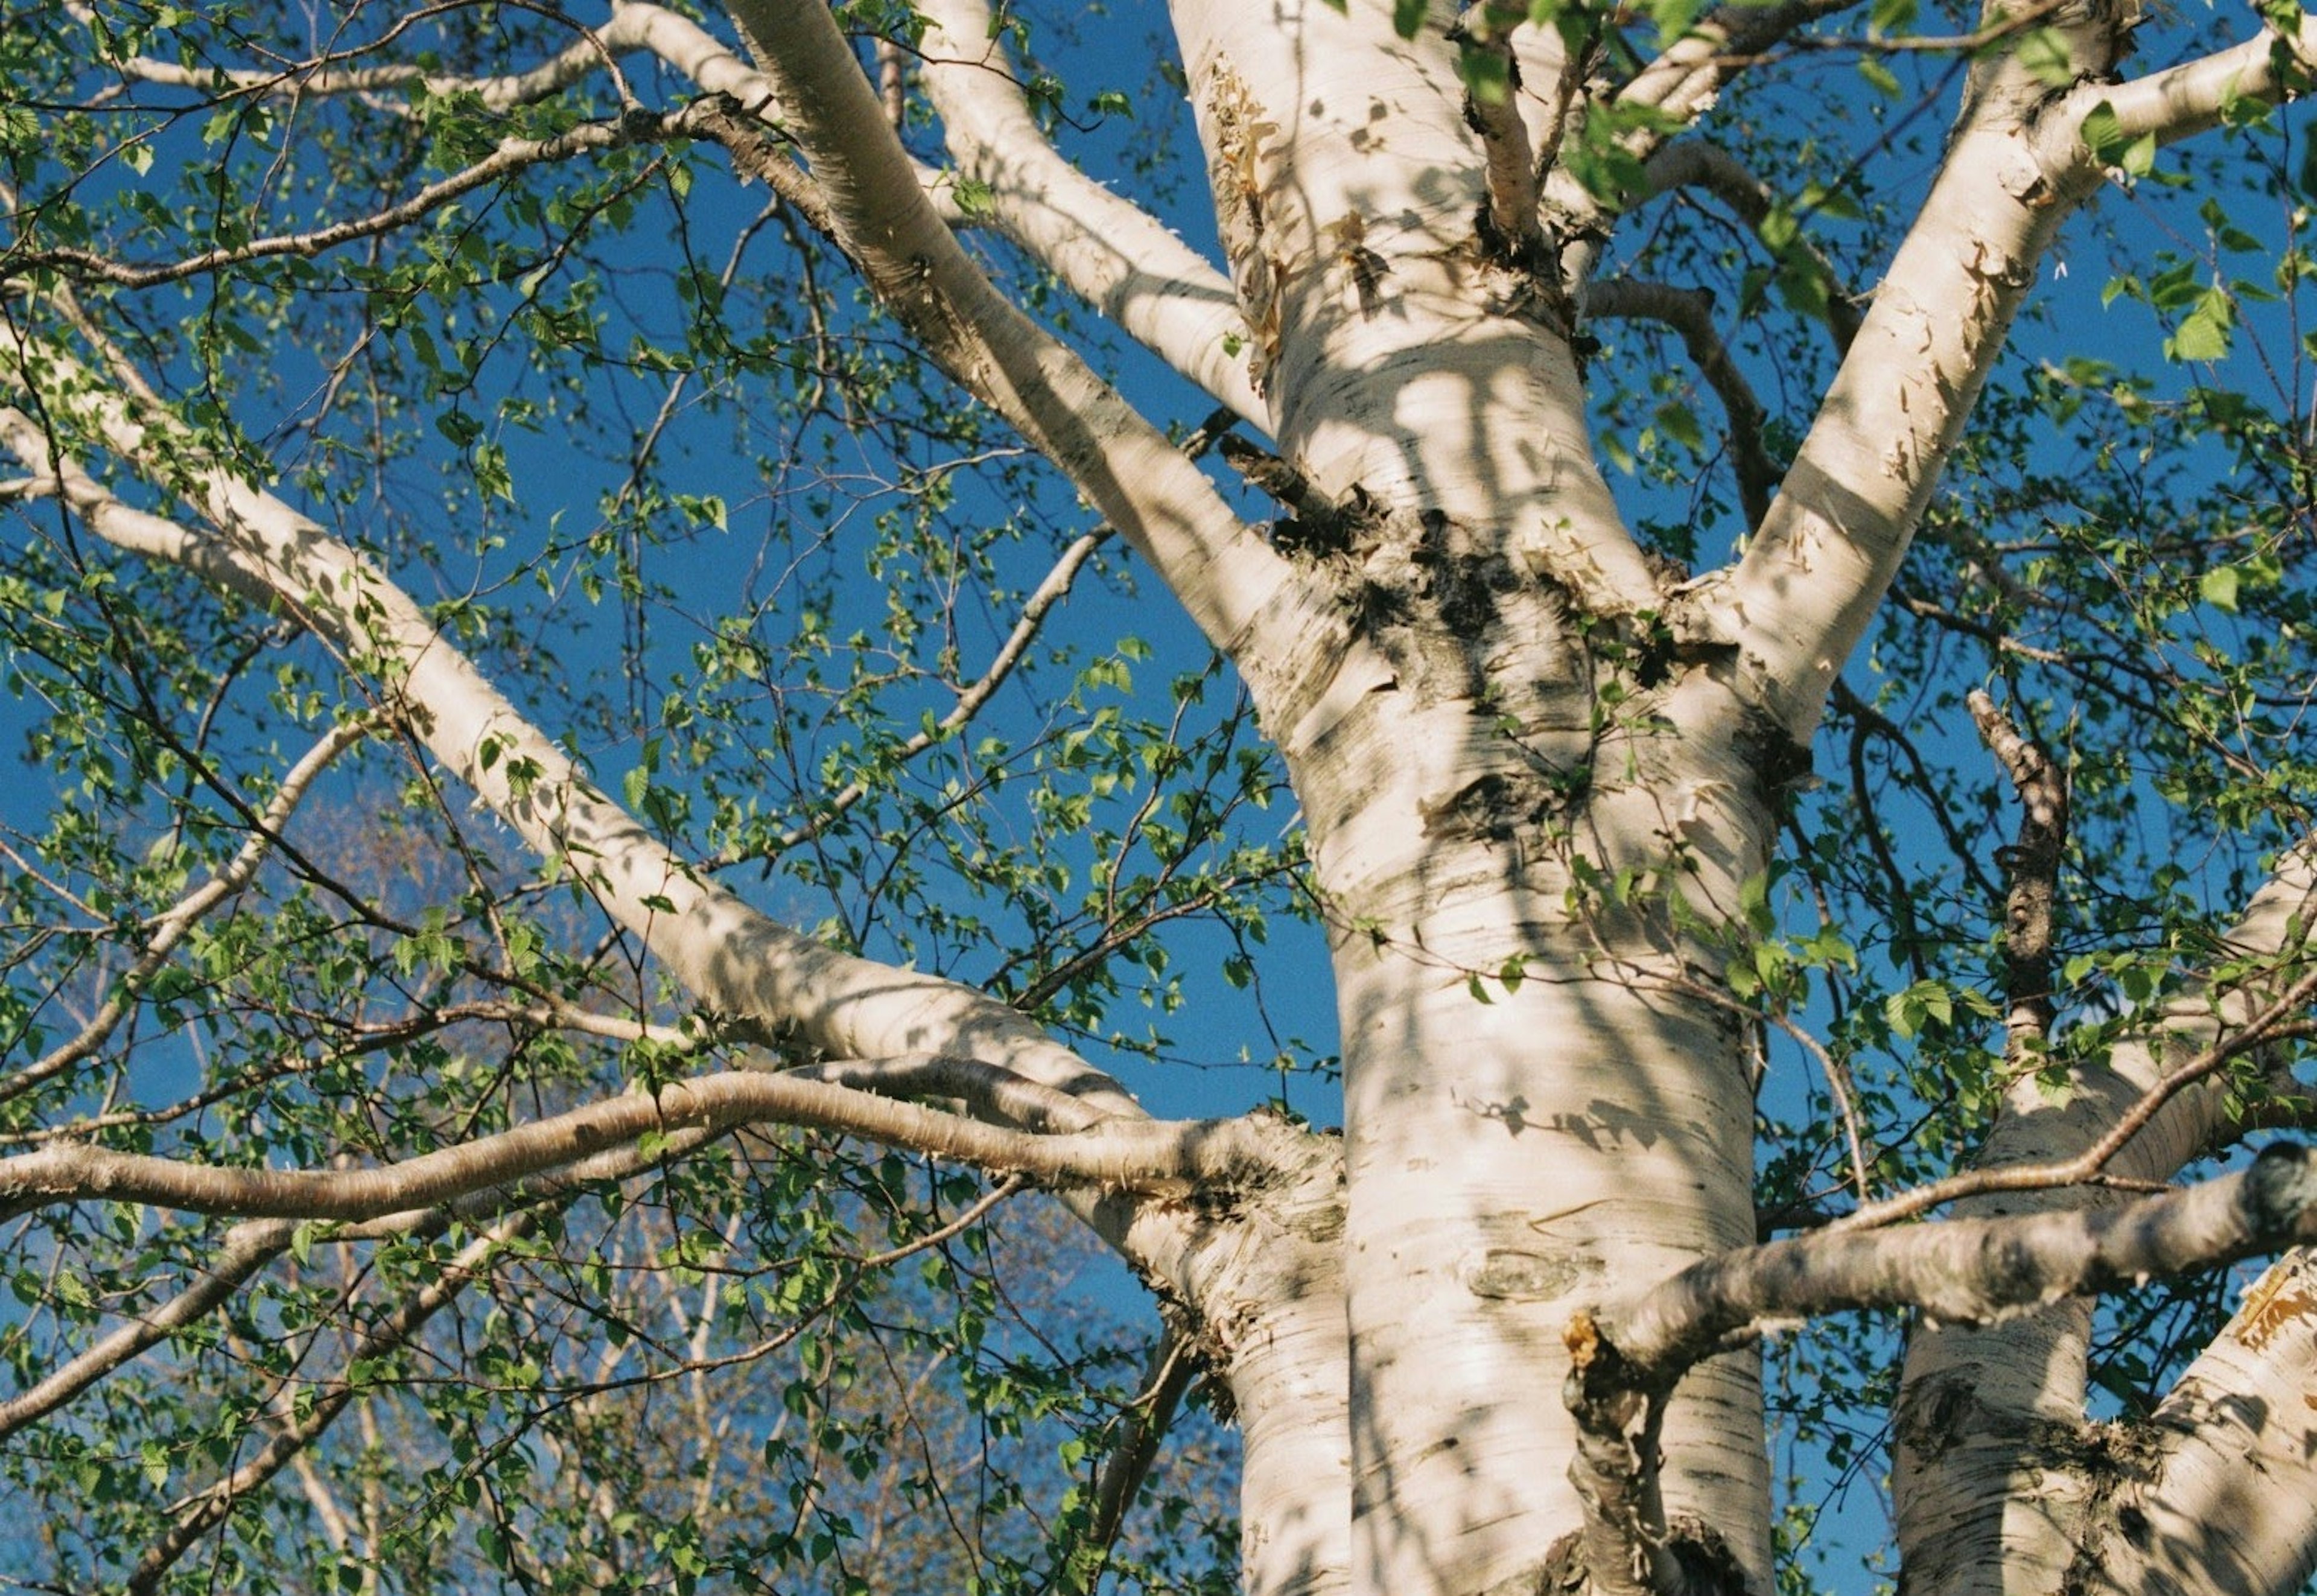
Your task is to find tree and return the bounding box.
[5,0,2317,1590]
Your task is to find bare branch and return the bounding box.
[1585,278,1776,529]
[1968,689,2068,1064]
[782,1051,1105,1134]
[0,1069,1298,1222]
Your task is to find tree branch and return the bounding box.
[2079,1246,2317,1595]
[1567,1146,2317,1594]
[915,0,1265,426]
[2084,15,2317,150]
[2,103,727,289]
[722,0,1321,680]
[0,1069,1297,1223]
[1709,46,2095,740]
[1968,689,2068,1064]
[0,360,1143,1117]
[125,1209,533,1594]
[1638,139,1863,354]
[1585,278,1776,529]
[2,713,374,1105]
[0,1117,731,1440]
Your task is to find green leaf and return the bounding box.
[2201,565,2241,612]
[1394,0,1428,36]
[1857,58,1901,100]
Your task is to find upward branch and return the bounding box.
[0,357,1134,1118]
[725,0,1320,683]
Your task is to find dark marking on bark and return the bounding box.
[1526,1519,1752,1596]
[1466,1246,1583,1300]
[1420,771,1560,843]
[1732,707,1815,809]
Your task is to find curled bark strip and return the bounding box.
[1968,689,2068,1063]
[0,1069,1296,1222]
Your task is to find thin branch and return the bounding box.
[126,1209,534,1595]
[1066,1327,1200,1592]
[2,104,725,288]
[1585,278,1776,529]
[0,1118,731,1437]
[2,713,376,1106]
[1968,688,2068,1064]
[1837,964,2317,1236]
[1639,139,1862,354]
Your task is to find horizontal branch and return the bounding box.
[2082,15,2317,152]
[0,1068,1295,1223]
[3,104,720,288]
[1592,1142,2317,1389]
[0,1116,728,1439]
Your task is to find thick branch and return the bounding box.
[1602,1144,2317,1385]
[1712,78,2086,739]
[0,374,1139,1116]
[1567,1146,2317,1593]
[2085,16,2317,150]
[915,0,1264,425]
[724,0,1322,679]
[2077,1247,2317,1595]
[0,1069,1295,1223]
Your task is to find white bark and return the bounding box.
[0,377,1131,1114]
[2076,1248,2317,1596]
[726,0,1323,681]
[1168,0,1665,617]
[915,0,1265,427]
[1895,848,2317,1596]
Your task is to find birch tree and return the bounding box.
[5,1,2317,1592]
